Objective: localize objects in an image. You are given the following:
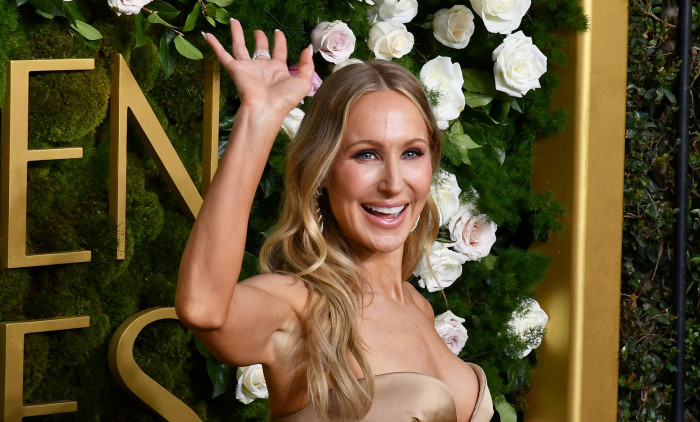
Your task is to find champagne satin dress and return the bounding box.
[269,363,494,422]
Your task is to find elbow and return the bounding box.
[175,300,227,331]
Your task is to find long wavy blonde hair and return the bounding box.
[259,60,442,420]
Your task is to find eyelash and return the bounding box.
[353,149,425,161]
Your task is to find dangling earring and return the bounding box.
[410,214,420,232]
[316,184,324,233]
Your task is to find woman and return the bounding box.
[176,20,493,421]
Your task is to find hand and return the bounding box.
[203,20,314,117]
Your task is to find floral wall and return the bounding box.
[0,0,585,420]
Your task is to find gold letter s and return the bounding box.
[108,307,201,421]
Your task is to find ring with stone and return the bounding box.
[252,50,271,60]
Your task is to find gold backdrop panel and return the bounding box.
[526,0,628,421]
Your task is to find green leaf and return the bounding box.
[204,2,218,18]
[16,0,30,6]
[135,13,147,48]
[450,121,464,135]
[462,68,497,96]
[148,0,180,20]
[494,395,517,422]
[148,11,175,27]
[62,1,85,24]
[207,0,234,7]
[206,360,234,398]
[159,32,177,78]
[28,0,64,17]
[239,252,259,280]
[482,254,497,270]
[464,92,493,108]
[214,6,230,23]
[452,134,481,150]
[174,35,203,60]
[183,2,201,32]
[70,21,103,40]
[205,15,216,26]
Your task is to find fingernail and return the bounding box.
[230,18,236,21]
[201,31,207,38]
[274,29,280,32]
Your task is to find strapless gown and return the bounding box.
[269,363,494,422]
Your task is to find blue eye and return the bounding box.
[354,150,377,160]
[403,149,424,159]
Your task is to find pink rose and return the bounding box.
[448,205,497,261]
[434,310,469,354]
[311,21,356,63]
[289,65,322,98]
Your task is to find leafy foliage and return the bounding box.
[619,0,700,420]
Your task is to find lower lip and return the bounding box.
[363,206,409,228]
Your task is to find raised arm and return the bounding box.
[175,20,313,364]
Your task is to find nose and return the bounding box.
[378,158,404,195]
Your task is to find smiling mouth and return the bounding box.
[361,204,407,220]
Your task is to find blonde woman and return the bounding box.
[176,20,493,421]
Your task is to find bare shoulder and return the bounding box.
[404,281,434,319]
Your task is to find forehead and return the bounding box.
[343,91,429,143]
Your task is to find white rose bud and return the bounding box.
[367,0,419,24]
[281,108,305,139]
[311,21,357,64]
[420,56,465,130]
[235,364,269,404]
[435,310,469,355]
[492,31,547,97]
[448,204,497,261]
[469,0,531,34]
[507,299,548,358]
[430,170,462,226]
[413,241,467,292]
[108,0,153,16]
[432,5,476,49]
[367,21,415,60]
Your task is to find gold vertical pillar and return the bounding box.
[202,59,220,196]
[527,0,628,421]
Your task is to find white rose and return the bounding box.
[469,0,531,34]
[432,5,476,49]
[358,0,375,4]
[108,0,152,15]
[507,299,548,358]
[430,170,462,226]
[311,21,356,64]
[281,108,304,139]
[367,21,414,60]
[235,364,268,404]
[333,58,364,73]
[448,204,497,261]
[420,56,465,130]
[413,241,467,292]
[492,31,547,97]
[434,310,469,355]
[367,0,419,24]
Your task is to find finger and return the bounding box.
[271,29,287,63]
[230,19,250,60]
[252,30,270,59]
[203,32,235,68]
[292,45,315,81]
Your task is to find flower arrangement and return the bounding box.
[12,0,586,419]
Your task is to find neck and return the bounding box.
[355,248,406,302]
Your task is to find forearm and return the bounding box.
[176,106,285,329]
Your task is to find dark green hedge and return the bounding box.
[619,1,700,420]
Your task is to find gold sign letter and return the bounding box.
[0,316,90,421]
[110,55,220,259]
[108,307,201,421]
[0,59,94,268]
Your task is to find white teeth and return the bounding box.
[366,205,406,214]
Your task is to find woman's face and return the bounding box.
[326,90,433,255]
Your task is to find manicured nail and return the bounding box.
[230,18,236,21]
[308,44,313,50]
[274,29,280,32]
[201,31,207,38]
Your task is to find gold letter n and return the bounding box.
[110,54,220,259]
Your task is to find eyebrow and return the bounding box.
[343,138,429,151]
